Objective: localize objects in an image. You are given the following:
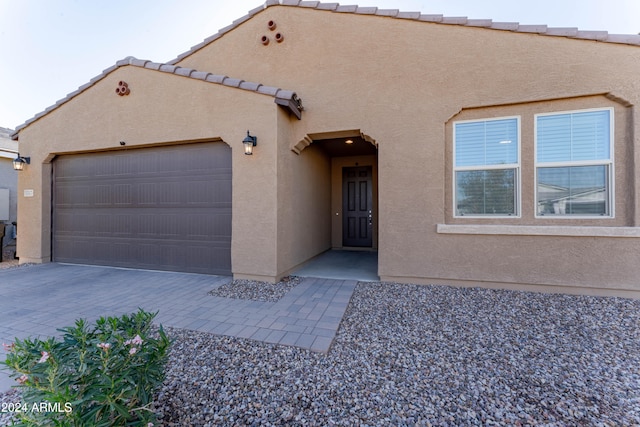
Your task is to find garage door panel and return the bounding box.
[53,142,232,275]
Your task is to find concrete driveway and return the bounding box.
[0,263,356,392]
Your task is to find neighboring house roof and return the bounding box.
[168,0,640,65]
[11,56,303,140]
[0,127,18,158]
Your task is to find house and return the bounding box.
[0,127,17,248]
[10,1,640,297]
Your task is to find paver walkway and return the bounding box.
[0,263,357,392]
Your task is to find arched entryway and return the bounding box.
[290,130,379,279]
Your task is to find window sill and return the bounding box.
[437,224,640,238]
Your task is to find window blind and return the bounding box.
[537,110,610,163]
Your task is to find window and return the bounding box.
[454,117,520,217]
[536,108,613,217]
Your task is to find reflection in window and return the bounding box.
[537,166,607,215]
[536,109,612,217]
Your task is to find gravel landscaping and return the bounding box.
[208,276,302,302]
[2,281,640,426]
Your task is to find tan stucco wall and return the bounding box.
[174,5,640,293]
[15,66,283,280]
[16,5,640,294]
[275,117,332,276]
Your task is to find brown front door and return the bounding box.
[342,166,373,247]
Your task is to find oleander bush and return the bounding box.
[2,309,170,426]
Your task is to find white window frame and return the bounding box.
[453,116,521,218]
[534,107,614,219]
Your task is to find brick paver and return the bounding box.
[0,263,357,392]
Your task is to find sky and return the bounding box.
[1,0,639,130]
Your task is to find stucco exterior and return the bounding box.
[11,2,640,297]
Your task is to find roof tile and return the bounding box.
[396,11,421,20]
[607,34,640,45]
[299,1,321,8]
[441,17,468,25]
[546,27,579,37]
[257,86,280,96]
[336,5,358,13]
[316,3,339,10]
[206,74,227,84]
[222,77,244,87]
[275,89,296,99]
[191,71,211,80]
[159,64,178,73]
[166,0,640,65]
[375,9,399,17]
[575,30,609,41]
[467,19,492,28]
[203,33,222,44]
[12,56,304,135]
[518,25,548,33]
[248,5,266,16]
[419,14,443,23]
[355,7,377,14]
[240,81,262,91]
[232,14,252,26]
[130,57,149,67]
[490,22,519,31]
[144,61,163,71]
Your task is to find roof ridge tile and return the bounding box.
[164,1,640,66]
[396,11,421,20]
[376,9,400,17]
[441,17,468,25]
[467,19,492,28]
[12,56,304,135]
[222,77,244,87]
[546,27,579,37]
[316,3,339,10]
[206,74,227,84]
[419,14,443,23]
[336,5,358,13]
[491,22,519,31]
[518,24,548,34]
[355,7,377,14]
[299,1,321,8]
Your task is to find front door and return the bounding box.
[342,166,373,247]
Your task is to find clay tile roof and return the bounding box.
[167,0,640,66]
[11,56,303,138]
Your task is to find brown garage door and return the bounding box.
[53,142,232,275]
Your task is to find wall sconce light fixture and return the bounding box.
[12,155,30,171]
[243,131,257,155]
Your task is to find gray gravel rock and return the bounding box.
[155,282,640,426]
[208,276,302,302]
[2,282,639,426]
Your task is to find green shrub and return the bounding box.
[2,309,170,426]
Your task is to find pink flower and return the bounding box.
[125,335,143,346]
[17,375,28,384]
[38,351,50,363]
[97,342,111,351]
[147,423,154,427]
[129,347,137,355]
[2,342,15,352]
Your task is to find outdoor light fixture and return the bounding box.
[242,131,257,155]
[12,155,30,171]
